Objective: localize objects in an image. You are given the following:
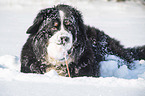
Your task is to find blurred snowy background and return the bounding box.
[0,0,145,56]
[0,0,145,96]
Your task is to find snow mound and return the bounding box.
[1,55,145,80]
[100,55,145,79]
[0,55,145,96]
[0,55,20,70]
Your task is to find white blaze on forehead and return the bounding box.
[59,10,65,31]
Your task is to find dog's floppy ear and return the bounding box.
[26,14,43,34]
[26,8,53,34]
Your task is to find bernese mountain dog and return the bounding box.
[21,4,145,77]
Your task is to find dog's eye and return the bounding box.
[64,20,71,26]
[51,27,57,31]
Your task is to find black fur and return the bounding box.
[21,4,145,77]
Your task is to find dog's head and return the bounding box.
[26,4,86,63]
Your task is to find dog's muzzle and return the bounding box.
[57,36,70,46]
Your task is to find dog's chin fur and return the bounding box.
[21,4,145,77]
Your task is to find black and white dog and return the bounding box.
[21,4,145,77]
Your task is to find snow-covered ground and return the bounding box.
[0,0,145,96]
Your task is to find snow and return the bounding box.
[100,57,145,79]
[0,0,145,96]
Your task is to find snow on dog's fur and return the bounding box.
[21,4,145,77]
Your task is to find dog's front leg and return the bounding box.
[29,62,47,74]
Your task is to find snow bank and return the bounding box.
[0,55,145,96]
[100,55,145,79]
[0,55,19,70]
[1,55,145,80]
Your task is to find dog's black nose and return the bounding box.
[60,36,70,45]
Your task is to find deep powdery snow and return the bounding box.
[0,0,145,96]
[0,55,145,96]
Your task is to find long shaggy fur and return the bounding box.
[21,4,145,77]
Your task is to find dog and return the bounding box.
[21,4,145,77]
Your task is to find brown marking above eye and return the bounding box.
[54,22,58,27]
